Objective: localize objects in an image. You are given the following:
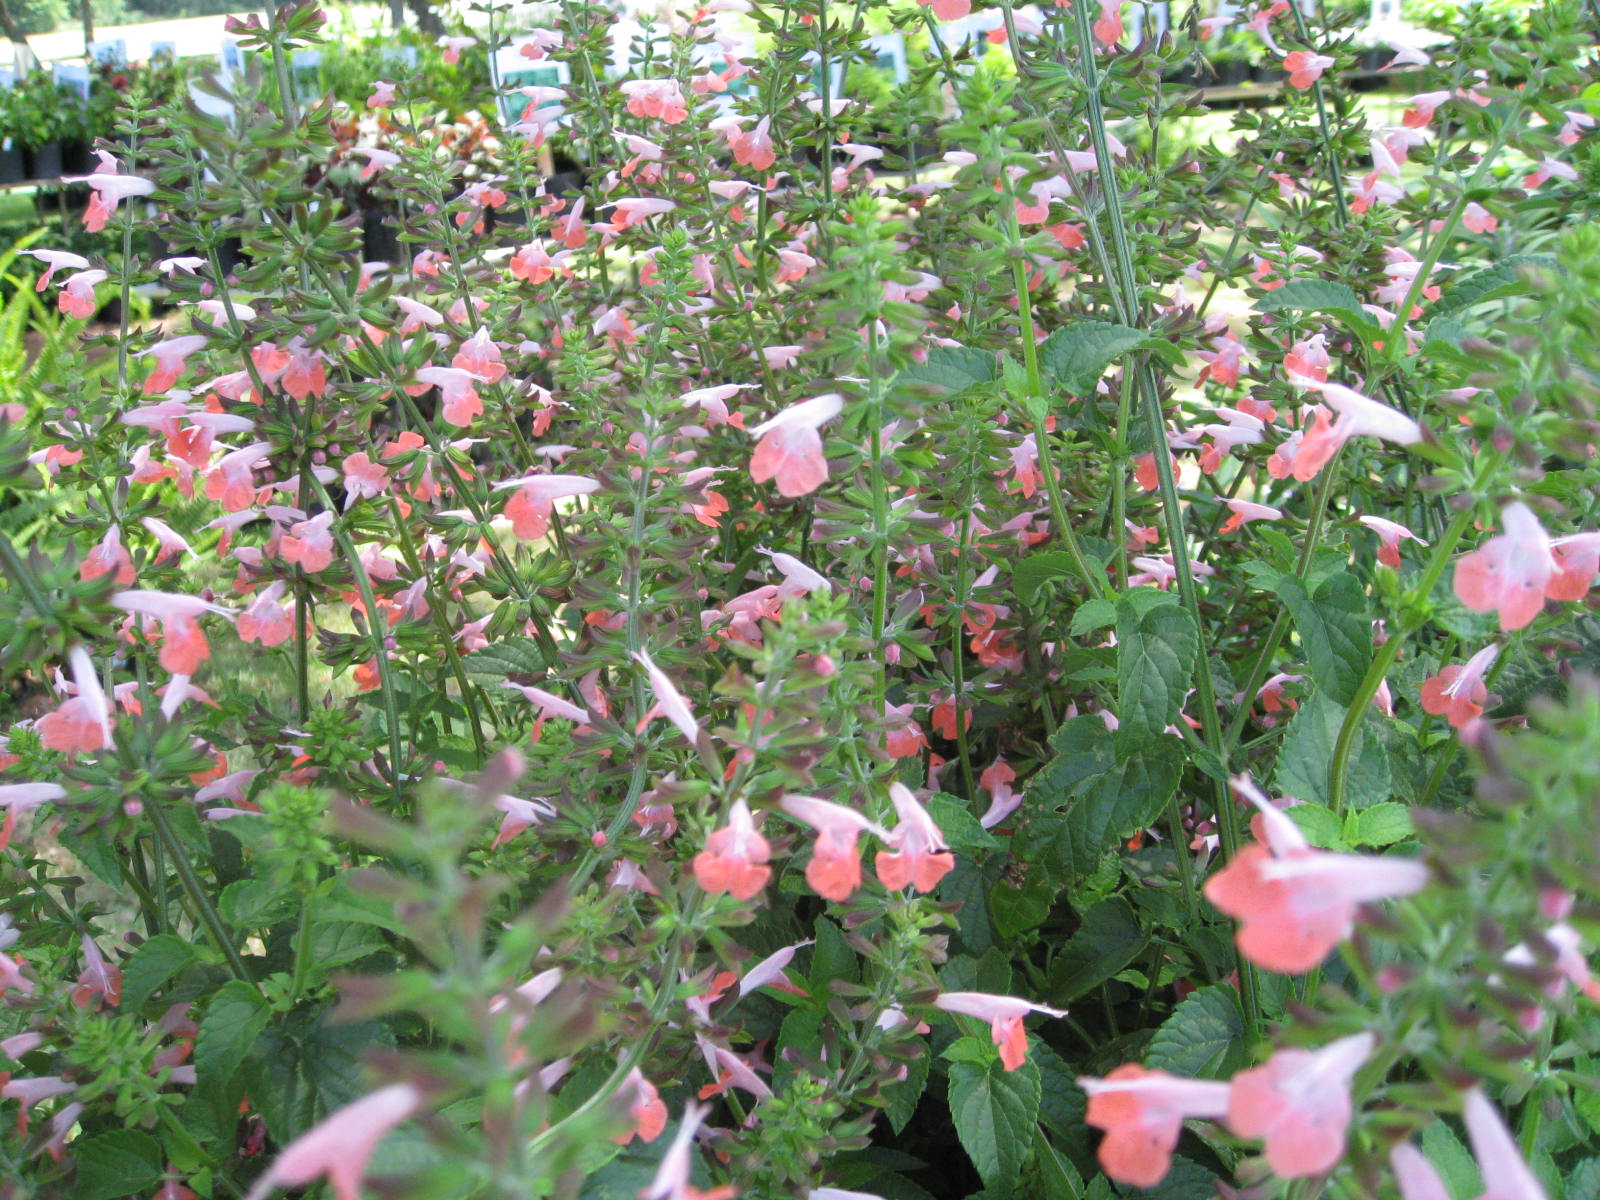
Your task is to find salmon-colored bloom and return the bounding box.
[248,1083,422,1200]
[1419,643,1499,729]
[612,1068,669,1145]
[280,512,336,574]
[112,590,229,676]
[1221,500,1282,534]
[140,335,208,396]
[1079,1064,1231,1186]
[632,650,701,744]
[1454,502,1560,632]
[693,799,771,901]
[1282,51,1335,90]
[1359,515,1427,568]
[875,784,954,893]
[749,394,843,498]
[1203,777,1429,973]
[780,794,887,903]
[620,79,688,125]
[935,991,1067,1071]
[492,473,601,541]
[1227,1032,1374,1177]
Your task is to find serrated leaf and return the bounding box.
[1137,1155,1220,1200]
[1069,597,1118,636]
[219,878,298,931]
[1354,802,1414,847]
[1419,1119,1482,1200]
[195,980,271,1099]
[990,870,1059,939]
[1015,552,1078,604]
[461,636,549,684]
[1432,253,1560,318]
[1032,1043,1088,1144]
[311,922,391,968]
[1145,984,1246,1079]
[1116,589,1198,757]
[71,1129,165,1200]
[1270,571,1371,706]
[949,1054,1041,1189]
[1421,316,1471,357]
[244,1013,392,1144]
[1274,690,1392,809]
[120,934,199,1012]
[1285,802,1346,850]
[1049,898,1147,1003]
[1254,279,1373,332]
[929,793,1001,854]
[1040,321,1177,396]
[1028,718,1184,878]
[896,344,997,394]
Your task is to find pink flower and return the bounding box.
[874,783,954,893]
[1419,643,1499,729]
[1358,515,1427,568]
[749,394,843,498]
[1227,1032,1374,1177]
[59,269,107,319]
[367,80,396,108]
[620,79,688,125]
[1092,0,1123,46]
[694,799,771,901]
[77,172,154,232]
[1454,502,1562,632]
[780,794,888,903]
[1282,371,1423,482]
[1202,777,1429,973]
[727,116,775,171]
[1524,158,1578,188]
[249,1082,422,1200]
[436,34,475,64]
[492,473,601,542]
[111,590,230,676]
[934,992,1067,1071]
[238,582,294,648]
[1463,201,1499,234]
[632,650,701,743]
[204,441,271,512]
[280,511,336,574]
[1392,1090,1547,1200]
[1282,51,1334,90]
[612,1068,668,1145]
[978,758,1020,828]
[1402,90,1451,128]
[24,248,88,292]
[415,366,485,427]
[639,1102,735,1200]
[1079,1064,1232,1186]
[1559,110,1596,146]
[608,197,678,231]
[1220,500,1282,533]
[917,0,971,21]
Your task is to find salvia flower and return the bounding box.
[1392,1089,1546,1200]
[874,784,954,893]
[779,794,888,903]
[748,394,843,498]
[1452,502,1600,631]
[934,991,1067,1071]
[693,799,772,901]
[1227,1031,1374,1177]
[1419,643,1500,729]
[1079,1064,1231,1186]
[246,1082,422,1200]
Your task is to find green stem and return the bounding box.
[144,789,256,988]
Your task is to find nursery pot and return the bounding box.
[27,141,62,181]
[362,210,402,264]
[61,140,92,176]
[0,142,24,185]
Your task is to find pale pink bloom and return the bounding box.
[1080,1065,1232,1187]
[694,798,771,900]
[1559,110,1596,146]
[609,197,677,231]
[1282,372,1423,482]
[936,992,1067,1071]
[238,582,294,648]
[875,783,954,893]
[616,131,665,180]
[141,517,194,562]
[698,1037,774,1100]
[77,172,154,233]
[436,34,475,64]
[1203,777,1430,973]
[749,394,844,498]
[780,794,889,903]
[1242,0,1287,54]
[1463,202,1499,234]
[157,255,206,276]
[979,759,1021,828]
[1221,500,1283,533]
[24,248,88,292]
[727,115,775,171]
[1227,1031,1374,1176]
[82,525,135,585]
[352,146,400,180]
[415,366,485,427]
[1,1075,75,1117]
[393,296,444,334]
[1524,158,1578,188]
[1454,502,1560,632]
[205,441,271,512]
[504,682,590,726]
[917,0,971,21]
[681,384,752,428]
[39,645,114,754]
[0,782,67,812]
[762,345,803,369]
[613,1068,669,1145]
[1402,90,1452,128]
[768,551,829,598]
[492,473,601,542]
[1359,515,1427,567]
[280,511,336,574]
[247,1083,422,1200]
[639,1102,730,1200]
[738,939,813,998]
[490,794,558,849]
[111,590,230,676]
[632,650,701,744]
[59,269,107,319]
[620,78,688,125]
[1420,643,1499,729]
[73,933,121,1008]
[1282,51,1334,90]
[367,80,396,108]
[1381,41,1431,70]
[341,453,390,507]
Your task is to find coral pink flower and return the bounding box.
[780,794,888,903]
[1453,502,1560,632]
[415,366,485,427]
[727,116,776,171]
[82,526,135,585]
[24,248,88,292]
[72,934,122,1009]
[492,473,601,541]
[875,783,954,893]
[368,80,396,110]
[1463,202,1499,234]
[748,394,843,498]
[248,1082,422,1200]
[1402,90,1451,128]
[111,590,229,676]
[1282,371,1423,482]
[1203,777,1430,973]
[1548,531,1600,601]
[280,512,336,574]
[979,758,1021,828]
[1419,643,1499,729]
[632,650,701,743]
[204,442,271,512]
[237,582,294,648]
[620,79,688,125]
[59,269,107,318]
[140,335,208,395]
[1221,500,1282,533]
[1359,515,1427,568]
[935,992,1067,1071]
[1227,1032,1374,1177]
[1092,0,1123,45]
[1079,1064,1232,1186]
[639,1102,735,1200]
[1282,51,1335,90]
[436,35,475,64]
[612,1068,669,1145]
[917,0,970,21]
[37,646,113,756]
[77,172,154,233]
[693,799,771,901]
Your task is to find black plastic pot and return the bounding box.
[362,210,402,263]
[27,141,62,181]
[61,140,92,176]
[1213,59,1251,87]
[0,143,24,184]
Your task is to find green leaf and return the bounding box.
[1048,898,1147,1003]
[1069,597,1118,637]
[1286,802,1347,850]
[244,1012,392,1144]
[1432,253,1560,318]
[1138,1155,1220,1200]
[1116,589,1199,757]
[885,1043,932,1136]
[1016,552,1078,605]
[809,916,858,992]
[311,922,391,968]
[990,869,1058,939]
[57,827,125,888]
[1032,1043,1088,1144]
[1419,1118,1482,1200]
[1353,802,1414,848]
[1269,571,1371,706]
[929,793,1000,855]
[1274,690,1392,810]
[219,878,298,931]
[1145,984,1247,1079]
[897,344,998,394]
[1254,279,1373,332]
[461,636,549,685]
[71,1129,165,1200]
[195,980,271,1099]
[1040,321,1180,396]
[948,1053,1042,1190]
[1026,718,1184,879]
[120,934,199,1012]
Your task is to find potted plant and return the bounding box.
[0,88,26,184]
[13,72,71,180]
